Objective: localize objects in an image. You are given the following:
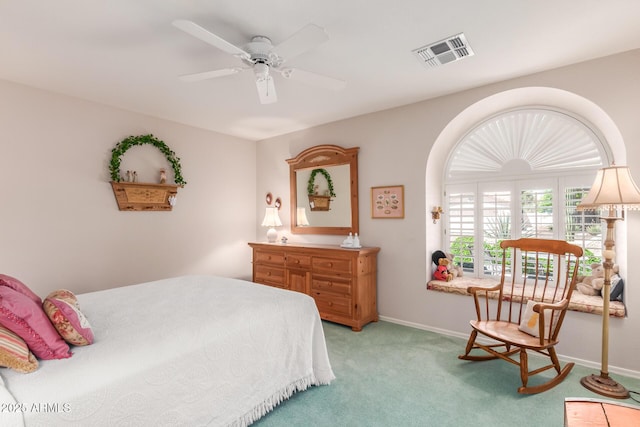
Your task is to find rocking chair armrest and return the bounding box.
[531,299,570,343]
[468,284,502,321]
[532,298,569,313]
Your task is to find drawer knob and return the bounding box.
[267,272,271,276]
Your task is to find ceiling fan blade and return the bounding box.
[272,24,329,61]
[178,67,245,82]
[256,76,277,104]
[172,20,250,60]
[279,68,346,91]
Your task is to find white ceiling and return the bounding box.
[2,1,639,141]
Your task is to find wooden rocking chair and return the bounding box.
[458,238,583,394]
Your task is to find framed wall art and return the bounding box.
[371,185,404,219]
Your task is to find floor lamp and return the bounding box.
[577,165,640,399]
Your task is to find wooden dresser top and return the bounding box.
[248,242,380,255]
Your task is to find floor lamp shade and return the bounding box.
[261,207,282,243]
[577,165,640,399]
[578,166,640,210]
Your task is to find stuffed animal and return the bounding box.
[437,258,454,281]
[576,263,619,296]
[432,250,453,281]
[446,253,463,278]
[433,265,451,281]
[432,250,446,267]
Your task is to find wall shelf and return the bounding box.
[110,181,179,211]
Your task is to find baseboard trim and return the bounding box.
[378,315,640,380]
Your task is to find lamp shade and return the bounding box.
[296,207,310,226]
[261,207,282,227]
[578,166,640,211]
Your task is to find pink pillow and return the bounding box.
[0,274,42,305]
[0,286,71,360]
[43,290,94,346]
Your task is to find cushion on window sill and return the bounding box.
[427,278,626,318]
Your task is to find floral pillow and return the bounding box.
[0,286,71,360]
[43,289,94,346]
[0,325,38,373]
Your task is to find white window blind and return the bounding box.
[442,108,609,280]
[446,178,603,280]
[446,189,475,274]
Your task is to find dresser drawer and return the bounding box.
[312,293,352,317]
[286,253,311,269]
[255,251,285,266]
[254,265,285,287]
[311,277,352,296]
[312,257,352,274]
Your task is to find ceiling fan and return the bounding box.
[172,20,346,104]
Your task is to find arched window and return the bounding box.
[444,108,611,279]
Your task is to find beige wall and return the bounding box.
[3,48,639,376]
[0,80,257,295]
[257,49,640,375]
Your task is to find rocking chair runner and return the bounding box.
[458,238,583,394]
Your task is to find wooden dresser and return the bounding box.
[248,242,380,331]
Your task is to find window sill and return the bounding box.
[426,278,626,318]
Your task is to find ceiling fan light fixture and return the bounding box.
[254,62,270,81]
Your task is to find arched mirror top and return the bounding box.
[287,145,359,235]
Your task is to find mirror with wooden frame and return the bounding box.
[287,145,359,235]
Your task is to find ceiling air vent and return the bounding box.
[412,33,474,68]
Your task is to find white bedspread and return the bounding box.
[0,275,335,426]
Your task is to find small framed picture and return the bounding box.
[371,185,404,219]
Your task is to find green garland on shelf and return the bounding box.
[109,134,187,186]
[307,168,335,197]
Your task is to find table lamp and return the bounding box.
[261,207,282,243]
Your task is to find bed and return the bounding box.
[0,275,335,426]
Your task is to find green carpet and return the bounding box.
[254,320,640,426]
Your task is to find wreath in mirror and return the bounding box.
[307,168,335,197]
[109,134,187,186]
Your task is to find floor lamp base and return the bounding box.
[581,374,630,399]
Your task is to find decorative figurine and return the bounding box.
[159,169,166,184]
[132,171,138,182]
[126,170,132,182]
[341,232,354,248]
